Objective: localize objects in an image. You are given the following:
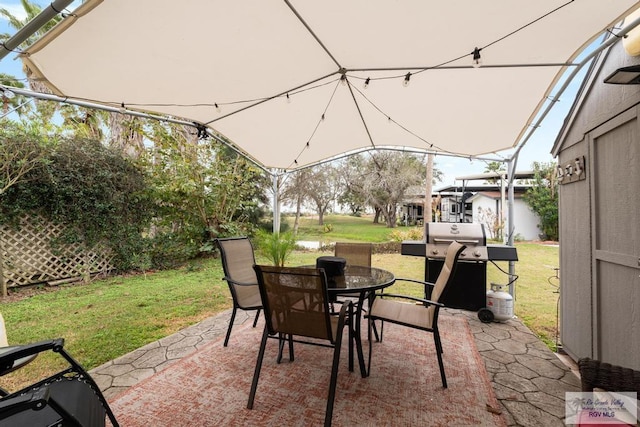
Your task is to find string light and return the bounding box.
[403,72,411,87]
[363,77,370,89]
[340,74,347,86]
[119,102,126,113]
[472,47,482,68]
[1,89,15,99]
[286,93,291,103]
[215,103,221,113]
[321,113,325,121]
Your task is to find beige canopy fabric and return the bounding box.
[20,0,640,170]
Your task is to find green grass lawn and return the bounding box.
[291,214,396,242]
[0,214,559,390]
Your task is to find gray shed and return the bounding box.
[552,35,640,370]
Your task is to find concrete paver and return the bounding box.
[451,309,580,426]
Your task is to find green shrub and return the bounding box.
[388,227,423,242]
[254,230,296,267]
[0,138,155,271]
[150,232,200,270]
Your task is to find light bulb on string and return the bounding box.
[340,74,347,86]
[364,77,370,89]
[2,89,15,99]
[119,102,126,113]
[215,103,221,113]
[286,93,291,103]
[403,72,411,87]
[472,47,482,68]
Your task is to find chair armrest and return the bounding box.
[222,276,258,287]
[393,278,436,289]
[0,388,50,420]
[383,278,437,301]
[336,299,352,320]
[373,293,444,308]
[0,339,64,374]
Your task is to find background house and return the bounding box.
[467,191,540,241]
[400,181,542,241]
[552,35,640,370]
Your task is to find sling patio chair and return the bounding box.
[0,338,119,427]
[333,242,383,340]
[334,242,372,268]
[215,237,263,347]
[367,241,466,387]
[248,265,358,427]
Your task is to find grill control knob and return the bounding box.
[431,249,439,255]
[473,250,482,257]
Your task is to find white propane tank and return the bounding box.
[486,283,513,322]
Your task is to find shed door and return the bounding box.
[590,108,640,369]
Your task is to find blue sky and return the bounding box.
[1,0,577,185]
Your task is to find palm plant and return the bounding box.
[254,230,296,267]
[1,0,147,157]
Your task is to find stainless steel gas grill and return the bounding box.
[401,223,518,311]
[425,223,487,261]
[424,223,487,310]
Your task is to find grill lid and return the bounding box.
[425,223,487,260]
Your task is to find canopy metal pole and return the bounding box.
[0,84,197,128]
[510,13,640,161]
[507,156,518,298]
[501,173,506,244]
[272,169,281,234]
[0,0,74,61]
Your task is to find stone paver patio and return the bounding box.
[91,308,581,426]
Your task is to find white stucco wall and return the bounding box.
[470,194,541,241]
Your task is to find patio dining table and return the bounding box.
[302,264,395,377]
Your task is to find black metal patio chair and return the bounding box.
[367,241,466,387]
[0,338,119,427]
[248,265,357,427]
[215,237,263,347]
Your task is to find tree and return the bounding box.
[523,161,558,241]
[1,1,146,157]
[476,206,503,240]
[0,74,28,115]
[1,0,62,121]
[483,161,506,184]
[362,152,425,228]
[304,165,339,226]
[424,153,434,222]
[337,156,367,216]
[142,122,268,250]
[0,120,50,196]
[279,168,312,234]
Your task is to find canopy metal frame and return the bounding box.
[3,2,640,261]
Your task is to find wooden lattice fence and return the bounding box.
[0,215,114,290]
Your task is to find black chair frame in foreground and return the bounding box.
[0,338,119,427]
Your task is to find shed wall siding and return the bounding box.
[557,41,640,369]
[558,165,593,360]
